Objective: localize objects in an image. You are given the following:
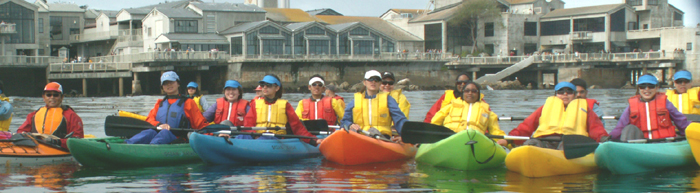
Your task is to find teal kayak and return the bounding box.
[189,132,321,165]
[595,141,695,174]
[415,129,507,170]
[67,137,201,167]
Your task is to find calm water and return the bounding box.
[4,89,700,192]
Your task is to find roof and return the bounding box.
[219,20,269,34]
[136,0,192,9]
[124,8,151,15]
[316,15,422,41]
[326,22,358,32]
[100,10,120,18]
[409,2,462,23]
[380,9,427,18]
[306,8,343,16]
[189,2,264,12]
[85,9,100,19]
[156,8,202,18]
[503,0,537,5]
[264,8,322,23]
[542,4,626,19]
[285,22,315,31]
[47,3,84,12]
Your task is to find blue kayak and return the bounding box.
[188,132,321,165]
[595,140,695,174]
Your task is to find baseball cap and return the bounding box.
[637,74,659,85]
[364,70,381,80]
[554,82,576,91]
[224,80,241,89]
[673,71,692,81]
[255,85,263,91]
[382,71,395,80]
[44,82,63,94]
[187,82,199,88]
[309,77,325,86]
[326,84,339,92]
[160,71,180,85]
[259,75,281,86]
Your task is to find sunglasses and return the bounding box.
[556,90,574,95]
[675,79,690,84]
[260,83,276,88]
[311,83,324,87]
[366,78,381,82]
[638,84,657,89]
[463,89,479,94]
[44,93,61,98]
[456,80,469,85]
[382,81,395,85]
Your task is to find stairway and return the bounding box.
[475,56,535,84]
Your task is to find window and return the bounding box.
[259,26,279,34]
[382,39,394,52]
[174,20,197,33]
[400,13,413,18]
[424,23,441,50]
[69,28,79,35]
[611,10,626,32]
[524,22,537,36]
[574,17,605,32]
[485,22,494,37]
[306,26,325,35]
[540,20,570,36]
[674,12,683,21]
[484,44,494,55]
[350,27,369,35]
[643,24,648,29]
[688,43,693,51]
[0,2,35,43]
[309,40,329,55]
[294,33,304,54]
[38,18,43,33]
[147,27,152,37]
[246,31,259,55]
[353,40,373,55]
[627,0,641,6]
[533,7,542,14]
[262,39,284,55]
[647,0,658,5]
[628,22,638,30]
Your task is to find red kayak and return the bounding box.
[319,130,416,165]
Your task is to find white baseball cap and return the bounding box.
[364,70,381,80]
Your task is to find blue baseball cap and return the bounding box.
[224,80,241,89]
[554,82,576,91]
[160,71,179,85]
[259,75,281,86]
[637,74,659,85]
[673,71,692,81]
[187,82,198,88]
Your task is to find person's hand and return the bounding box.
[497,139,508,146]
[316,139,323,144]
[42,137,62,147]
[158,124,171,130]
[349,124,360,132]
[391,135,402,143]
[218,134,230,137]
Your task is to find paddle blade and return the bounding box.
[401,121,455,144]
[303,120,329,132]
[105,116,156,137]
[562,135,599,159]
[198,124,234,134]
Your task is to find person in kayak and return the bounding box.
[430,81,508,146]
[340,70,408,141]
[186,81,208,113]
[570,78,605,126]
[253,85,263,100]
[125,71,209,144]
[17,82,84,149]
[665,70,700,115]
[295,75,344,126]
[241,74,322,145]
[325,84,344,103]
[610,74,691,141]
[424,72,480,123]
[508,82,609,149]
[0,80,12,131]
[381,71,410,118]
[203,80,249,125]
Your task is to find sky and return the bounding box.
[39,0,700,27]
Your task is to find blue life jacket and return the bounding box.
[155,96,191,128]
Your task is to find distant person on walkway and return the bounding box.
[295,75,344,126]
[186,82,208,113]
[203,80,249,125]
[612,74,690,141]
[665,70,700,115]
[570,78,605,126]
[17,82,84,149]
[380,71,410,118]
[508,82,609,149]
[125,71,209,144]
[0,81,12,131]
[424,72,483,123]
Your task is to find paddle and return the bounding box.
[302,120,341,135]
[499,116,620,121]
[563,135,687,159]
[197,124,286,134]
[401,121,456,144]
[104,116,195,137]
[215,130,318,139]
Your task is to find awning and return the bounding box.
[258,34,285,40]
[304,35,330,41]
[349,36,375,41]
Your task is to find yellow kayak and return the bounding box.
[685,122,700,165]
[118,110,147,121]
[505,145,597,178]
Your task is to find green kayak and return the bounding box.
[415,129,507,170]
[67,137,200,167]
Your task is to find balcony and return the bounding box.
[91,51,230,63]
[448,51,685,65]
[48,62,133,79]
[0,56,63,67]
[570,31,593,41]
[70,30,119,43]
[0,23,16,34]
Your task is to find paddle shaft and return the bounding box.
[499,116,619,121]
[486,134,562,141]
[216,130,318,139]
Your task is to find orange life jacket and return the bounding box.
[31,106,68,137]
[628,94,676,139]
[214,98,249,126]
[301,97,337,126]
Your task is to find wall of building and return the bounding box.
[479,13,540,56]
[37,12,51,56]
[213,11,266,32]
[558,67,631,88]
[48,12,84,46]
[142,10,169,50]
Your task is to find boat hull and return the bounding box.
[416,129,506,170]
[67,137,200,167]
[506,146,597,177]
[319,130,416,165]
[189,132,321,165]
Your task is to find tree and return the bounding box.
[449,0,503,54]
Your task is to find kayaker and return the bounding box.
[665,70,700,115]
[203,80,249,125]
[340,70,408,140]
[125,71,209,144]
[242,74,322,145]
[610,74,691,141]
[186,81,208,113]
[17,82,84,149]
[570,78,605,126]
[325,84,345,110]
[0,80,12,131]
[508,82,609,149]
[430,81,508,146]
[254,85,263,100]
[381,71,411,118]
[295,75,344,126]
[424,72,475,123]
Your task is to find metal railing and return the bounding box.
[0,23,16,33]
[70,30,119,42]
[91,51,230,63]
[231,52,448,61]
[48,62,132,73]
[450,51,685,65]
[451,56,528,64]
[0,56,63,65]
[628,26,685,33]
[116,29,143,43]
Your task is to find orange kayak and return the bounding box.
[0,137,73,166]
[319,130,416,165]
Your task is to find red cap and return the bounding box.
[44,82,63,94]
[255,85,263,91]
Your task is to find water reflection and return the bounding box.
[412,163,506,192]
[503,171,596,193]
[595,168,700,192]
[0,162,79,192]
[315,159,423,192]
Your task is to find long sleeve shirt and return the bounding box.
[508,104,609,144]
[424,93,447,123]
[145,98,210,130]
[243,99,315,143]
[202,99,250,123]
[18,106,84,149]
[610,100,691,140]
[340,92,408,133]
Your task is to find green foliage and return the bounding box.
[449,0,503,27]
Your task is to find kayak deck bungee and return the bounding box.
[67,137,200,167]
[189,132,321,165]
[319,129,417,165]
[595,140,695,174]
[415,129,506,170]
[0,139,73,166]
[506,145,597,177]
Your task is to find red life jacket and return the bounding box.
[586,98,599,110]
[214,98,249,126]
[628,93,676,139]
[333,95,344,102]
[301,97,337,126]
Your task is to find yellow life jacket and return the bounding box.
[33,107,65,135]
[441,90,456,108]
[442,99,491,133]
[254,99,288,135]
[193,95,205,112]
[666,87,700,115]
[533,96,589,138]
[388,89,410,118]
[352,92,392,136]
[0,96,11,131]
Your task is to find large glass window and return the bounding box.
[339,34,348,54]
[574,17,605,32]
[38,18,43,33]
[540,20,570,36]
[674,12,683,21]
[611,10,626,32]
[174,20,197,33]
[309,40,329,55]
[485,22,494,37]
[50,16,62,40]
[353,40,373,55]
[626,0,641,6]
[350,27,369,35]
[524,22,537,36]
[259,26,279,34]
[246,32,259,55]
[306,26,325,35]
[0,2,35,43]
[262,39,284,55]
[424,23,441,51]
[294,33,304,55]
[382,39,394,52]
